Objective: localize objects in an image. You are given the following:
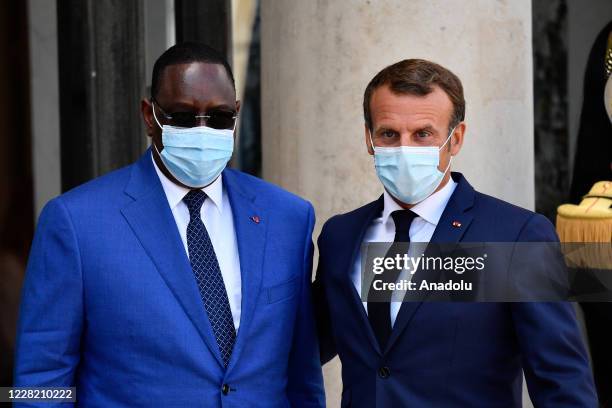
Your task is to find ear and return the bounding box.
[449,122,466,156]
[365,124,374,155]
[236,100,241,114]
[141,98,156,137]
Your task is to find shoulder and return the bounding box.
[473,190,533,220]
[45,164,134,217]
[472,191,557,242]
[223,168,314,218]
[319,198,381,241]
[325,200,378,226]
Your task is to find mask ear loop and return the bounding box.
[150,101,164,156]
[438,124,457,151]
[439,124,457,174]
[441,155,453,174]
[151,101,164,130]
[232,113,239,133]
[230,115,238,154]
[368,127,376,153]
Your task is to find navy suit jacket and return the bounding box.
[14,149,325,407]
[314,172,597,407]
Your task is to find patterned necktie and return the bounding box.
[183,189,236,367]
[367,209,417,350]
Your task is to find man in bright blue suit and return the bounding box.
[313,59,597,407]
[15,42,324,407]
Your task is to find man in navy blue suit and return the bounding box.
[313,59,597,407]
[14,43,324,407]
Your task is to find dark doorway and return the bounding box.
[0,0,34,387]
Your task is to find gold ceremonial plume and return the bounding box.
[556,182,612,269]
[555,30,612,269]
[557,181,612,242]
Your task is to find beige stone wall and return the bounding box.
[261,1,534,406]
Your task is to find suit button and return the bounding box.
[222,384,230,395]
[378,366,391,379]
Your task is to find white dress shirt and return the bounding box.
[351,179,457,327]
[152,155,242,330]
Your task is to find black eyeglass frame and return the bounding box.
[151,97,238,130]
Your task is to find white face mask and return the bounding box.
[370,126,455,205]
[152,104,235,188]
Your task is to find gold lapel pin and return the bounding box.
[452,220,462,228]
[250,215,261,224]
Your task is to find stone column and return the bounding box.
[57,0,147,191]
[28,0,61,217]
[175,0,232,63]
[261,1,534,406]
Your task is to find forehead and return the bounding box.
[370,84,453,129]
[156,62,235,106]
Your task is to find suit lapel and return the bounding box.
[385,173,475,353]
[121,150,225,367]
[221,169,268,372]
[342,197,386,355]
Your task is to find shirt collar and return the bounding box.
[151,153,224,213]
[381,178,457,226]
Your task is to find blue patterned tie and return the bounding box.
[183,190,236,367]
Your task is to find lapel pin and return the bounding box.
[452,220,462,228]
[250,215,260,224]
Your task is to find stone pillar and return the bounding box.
[175,0,232,63]
[57,0,147,191]
[261,1,534,406]
[28,0,61,217]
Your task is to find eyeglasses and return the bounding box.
[151,98,237,130]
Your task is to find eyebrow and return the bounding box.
[374,124,437,134]
[207,105,237,112]
[163,101,236,113]
[414,124,435,133]
[374,125,400,133]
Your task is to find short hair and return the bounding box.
[363,59,465,131]
[151,42,235,99]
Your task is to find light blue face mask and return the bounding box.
[152,104,235,188]
[370,126,455,205]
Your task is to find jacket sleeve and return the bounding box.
[511,214,598,407]
[13,198,84,406]
[312,219,338,365]
[286,202,326,407]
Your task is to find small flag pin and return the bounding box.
[250,215,260,224]
[452,220,462,228]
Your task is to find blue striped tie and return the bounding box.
[183,190,236,367]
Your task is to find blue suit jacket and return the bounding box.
[14,150,325,407]
[314,172,597,407]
